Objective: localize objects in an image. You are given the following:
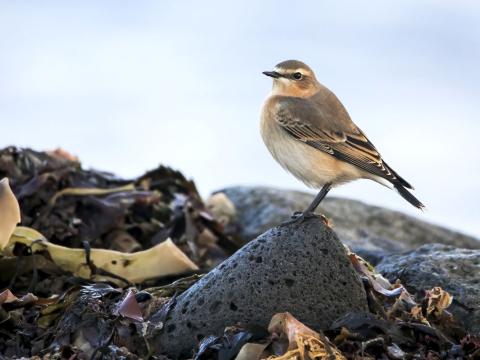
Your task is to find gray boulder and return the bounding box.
[153,217,368,357]
[214,186,480,263]
[377,244,480,335]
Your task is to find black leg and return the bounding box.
[304,183,332,214]
[281,183,332,226]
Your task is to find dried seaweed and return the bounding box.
[0,147,235,358]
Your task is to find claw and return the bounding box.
[279,211,333,228]
[280,211,317,227]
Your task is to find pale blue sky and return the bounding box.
[1,1,479,237]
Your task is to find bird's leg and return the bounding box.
[281,183,332,226]
[304,182,332,214]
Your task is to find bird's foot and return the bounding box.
[280,211,333,228]
[280,211,317,227]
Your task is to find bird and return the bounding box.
[260,60,424,223]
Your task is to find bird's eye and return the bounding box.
[292,72,303,80]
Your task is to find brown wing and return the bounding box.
[275,97,413,189]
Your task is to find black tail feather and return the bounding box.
[383,161,413,189]
[394,184,425,210]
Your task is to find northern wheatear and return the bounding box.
[261,60,424,221]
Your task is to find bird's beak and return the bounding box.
[262,71,281,79]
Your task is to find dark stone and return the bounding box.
[377,244,480,335]
[152,217,368,357]
[214,186,480,264]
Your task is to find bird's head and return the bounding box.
[263,60,320,97]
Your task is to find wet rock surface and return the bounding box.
[153,217,368,357]
[216,186,480,264]
[377,244,480,335]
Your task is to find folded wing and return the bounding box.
[275,97,413,189]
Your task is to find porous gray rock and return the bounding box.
[214,186,480,263]
[377,244,480,335]
[152,217,368,357]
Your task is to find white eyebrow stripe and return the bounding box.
[273,67,311,76]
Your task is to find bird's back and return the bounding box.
[309,84,359,133]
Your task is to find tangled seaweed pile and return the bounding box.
[0,147,478,359]
[1,147,233,285]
